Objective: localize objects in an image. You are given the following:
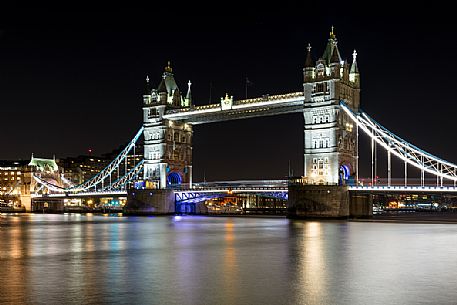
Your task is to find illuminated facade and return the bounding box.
[303,28,360,185]
[142,63,193,189]
[29,155,63,193]
[0,160,29,205]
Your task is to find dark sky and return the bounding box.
[1,3,456,182]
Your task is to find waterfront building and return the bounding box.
[0,160,29,206]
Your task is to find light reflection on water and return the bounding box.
[1,214,457,304]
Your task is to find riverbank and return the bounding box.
[354,211,457,224]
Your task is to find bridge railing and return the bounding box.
[164,92,304,115]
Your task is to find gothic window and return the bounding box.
[325,115,330,123]
[313,158,317,163]
[324,163,330,176]
[325,139,330,148]
[148,152,154,160]
[324,157,329,163]
[318,158,324,176]
[319,140,323,148]
[313,140,317,148]
[174,132,179,142]
[149,109,157,116]
[312,116,317,124]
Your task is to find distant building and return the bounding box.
[57,155,110,185]
[57,144,143,185]
[0,160,29,205]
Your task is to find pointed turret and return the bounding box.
[304,43,315,82]
[162,61,178,96]
[322,26,341,65]
[143,75,152,105]
[349,49,360,87]
[144,75,151,95]
[304,43,314,68]
[185,80,192,107]
[350,49,359,74]
[154,61,188,107]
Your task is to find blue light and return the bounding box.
[340,165,350,180]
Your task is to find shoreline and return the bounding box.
[353,212,457,224]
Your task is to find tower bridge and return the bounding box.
[30,28,457,217]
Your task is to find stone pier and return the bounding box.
[287,184,372,219]
[124,189,175,215]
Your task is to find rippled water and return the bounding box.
[1,214,457,304]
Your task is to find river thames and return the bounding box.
[1,214,457,304]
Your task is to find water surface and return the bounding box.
[1,214,456,304]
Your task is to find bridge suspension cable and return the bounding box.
[100,159,144,192]
[33,127,144,194]
[340,100,457,182]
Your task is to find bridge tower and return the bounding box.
[303,28,360,185]
[142,62,193,189]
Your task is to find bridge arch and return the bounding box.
[167,172,182,186]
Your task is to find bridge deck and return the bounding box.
[163,92,304,124]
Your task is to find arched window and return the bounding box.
[167,172,182,185]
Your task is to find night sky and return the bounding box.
[1,4,456,182]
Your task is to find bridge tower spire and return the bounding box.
[349,50,360,87]
[304,43,315,82]
[142,63,193,189]
[302,29,360,185]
